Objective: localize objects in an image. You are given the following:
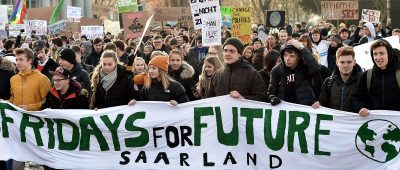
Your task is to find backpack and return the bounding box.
[366,69,400,92]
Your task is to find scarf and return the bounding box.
[100,67,118,92]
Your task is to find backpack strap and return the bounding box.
[367,69,372,92]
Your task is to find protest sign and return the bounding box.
[220,6,232,28]
[1,96,400,169]
[321,1,358,20]
[0,29,7,39]
[118,0,138,13]
[266,11,285,28]
[153,7,193,28]
[67,6,82,23]
[354,36,400,70]
[104,19,121,36]
[8,24,26,37]
[26,20,47,35]
[0,5,8,30]
[27,7,55,21]
[189,0,221,30]
[202,13,222,46]
[81,26,104,40]
[122,12,147,40]
[362,9,381,23]
[134,13,154,55]
[232,7,252,44]
[48,19,66,35]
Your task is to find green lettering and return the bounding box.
[240,108,263,144]
[264,110,286,151]
[101,114,124,151]
[0,106,14,137]
[54,119,80,150]
[194,107,214,146]
[315,114,333,156]
[80,117,109,151]
[44,118,55,149]
[216,107,238,146]
[125,112,149,147]
[288,111,310,153]
[20,113,44,146]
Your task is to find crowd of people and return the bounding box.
[1,20,400,169]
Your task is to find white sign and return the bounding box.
[0,5,8,30]
[362,9,381,23]
[81,26,104,40]
[354,36,400,70]
[8,24,26,37]
[189,0,221,30]
[67,6,82,22]
[48,19,66,35]
[1,96,400,169]
[26,20,48,35]
[201,13,222,46]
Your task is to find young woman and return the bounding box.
[252,47,266,71]
[140,55,189,105]
[242,45,254,64]
[132,57,148,92]
[194,55,223,99]
[265,33,281,51]
[168,49,196,101]
[90,51,139,109]
[207,45,224,63]
[258,50,281,90]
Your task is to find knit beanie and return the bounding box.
[223,37,244,55]
[149,55,169,72]
[59,48,76,65]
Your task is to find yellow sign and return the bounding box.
[232,7,251,44]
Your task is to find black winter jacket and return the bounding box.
[140,79,189,103]
[0,58,15,100]
[168,62,197,101]
[71,64,91,93]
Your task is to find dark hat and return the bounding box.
[59,48,76,65]
[328,35,341,43]
[196,36,202,42]
[291,32,301,39]
[223,37,244,55]
[33,40,45,51]
[252,38,262,45]
[169,38,178,46]
[50,67,72,79]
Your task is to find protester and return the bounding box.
[140,55,189,105]
[207,45,224,63]
[242,45,254,64]
[268,40,321,106]
[278,30,289,47]
[259,50,281,90]
[86,37,104,66]
[80,40,92,63]
[252,47,265,71]
[194,55,223,99]
[90,51,139,109]
[327,34,344,71]
[49,37,63,62]
[208,37,267,101]
[353,39,400,116]
[32,40,58,79]
[252,38,263,50]
[0,57,14,100]
[311,28,330,68]
[42,67,89,109]
[152,35,171,54]
[168,49,196,101]
[265,33,280,51]
[312,46,361,112]
[187,35,209,79]
[71,45,94,74]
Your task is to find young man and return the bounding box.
[312,46,362,112]
[327,35,344,71]
[85,37,103,66]
[311,29,330,68]
[187,36,209,80]
[152,35,171,54]
[353,39,400,116]
[32,40,58,79]
[208,37,267,102]
[71,45,94,74]
[42,67,89,109]
[114,40,130,66]
[268,39,321,106]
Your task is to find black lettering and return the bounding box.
[180,126,193,146]
[166,126,179,148]
[223,152,237,165]
[180,153,190,166]
[247,153,256,165]
[153,127,164,147]
[154,152,170,164]
[135,151,147,163]
[270,155,282,169]
[119,151,131,165]
[203,153,215,166]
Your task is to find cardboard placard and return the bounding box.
[27,7,56,21]
[48,19,67,35]
[153,7,193,27]
[9,24,26,37]
[221,6,232,28]
[321,1,358,20]
[122,12,148,39]
[232,7,251,44]
[202,13,222,46]
[189,0,221,30]
[26,20,47,35]
[81,26,104,40]
[362,9,381,23]
[0,5,8,30]
[266,11,285,28]
[67,6,82,23]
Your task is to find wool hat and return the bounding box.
[223,37,244,55]
[149,55,169,72]
[59,48,76,65]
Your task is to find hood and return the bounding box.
[168,62,195,79]
[370,39,400,71]
[280,44,303,69]
[364,22,376,38]
[81,41,92,54]
[0,58,14,71]
[310,32,322,45]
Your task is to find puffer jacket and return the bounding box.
[0,58,15,99]
[9,69,51,111]
[140,79,189,103]
[168,62,196,101]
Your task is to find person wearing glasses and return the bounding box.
[42,67,89,109]
[152,35,171,54]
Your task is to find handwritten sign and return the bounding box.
[118,0,138,13]
[0,5,8,30]
[321,1,358,20]
[67,6,82,23]
[362,9,380,23]
[26,20,48,35]
[189,0,221,30]
[9,24,26,37]
[154,7,193,28]
[220,6,232,28]
[81,26,104,40]
[202,13,222,46]
[122,12,147,39]
[232,7,251,44]
[48,19,66,35]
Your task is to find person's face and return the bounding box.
[244,49,252,59]
[36,48,47,62]
[52,74,69,91]
[181,43,190,54]
[204,61,216,76]
[253,41,261,49]
[223,44,240,64]
[336,55,355,76]
[268,36,276,46]
[148,65,160,79]
[164,26,171,33]
[251,33,257,39]
[329,40,338,47]
[177,37,183,46]
[134,60,145,73]
[16,54,31,72]
[197,41,203,48]
[207,47,218,56]
[59,58,74,70]
[153,39,163,49]
[340,32,349,40]
[283,51,300,69]
[25,38,32,44]
[363,27,371,36]
[279,32,288,43]
[80,45,87,54]
[101,57,117,74]
[393,32,400,37]
[312,33,320,42]
[144,48,150,55]
[69,39,76,46]
[94,43,103,53]
[299,39,308,47]
[373,46,389,70]
[169,54,182,71]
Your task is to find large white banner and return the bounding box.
[81,26,104,40]
[0,96,400,169]
[189,0,221,30]
[355,36,400,70]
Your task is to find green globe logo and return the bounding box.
[355,119,400,163]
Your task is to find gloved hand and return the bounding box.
[270,96,281,106]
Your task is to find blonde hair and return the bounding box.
[195,55,224,98]
[132,57,147,74]
[144,68,171,90]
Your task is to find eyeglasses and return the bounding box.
[153,41,162,44]
[208,52,217,55]
[52,78,67,83]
